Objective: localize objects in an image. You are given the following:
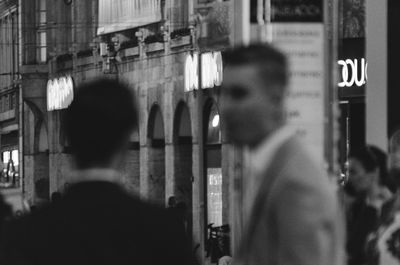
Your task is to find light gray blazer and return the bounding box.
[233,137,345,265]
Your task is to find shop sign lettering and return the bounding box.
[338,58,368,87]
[185,52,223,92]
[185,53,199,92]
[47,76,74,111]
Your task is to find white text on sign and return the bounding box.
[338,58,368,87]
[47,76,74,111]
[185,52,223,92]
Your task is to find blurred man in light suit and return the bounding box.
[221,44,345,265]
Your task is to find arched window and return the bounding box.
[147,104,166,205]
[204,100,222,227]
[173,101,193,240]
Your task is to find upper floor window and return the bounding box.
[10,93,16,110]
[97,0,162,35]
[0,92,17,113]
[0,10,18,89]
[36,0,47,63]
[4,95,9,112]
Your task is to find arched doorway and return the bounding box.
[121,127,140,193]
[173,101,193,240]
[203,100,222,228]
[34,118,49,203]
[147,105,166,205]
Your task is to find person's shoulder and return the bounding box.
[64,181,170,218]
[272,136,320,173]
[128,198,178,223]
[1,202,55,249]
[379,186,393,201]
[286,139,331,180]
[272,144,339,209]
[263,136,335,199]
[20,202,57,228]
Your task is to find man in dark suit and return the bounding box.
[0,78,194,265]
[0,194,11,238]
[221,44,345,265]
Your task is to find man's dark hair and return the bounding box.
[223,43,289,89]
[167,196,176,208]
[65,78,138,169]
[349,146,379,173]
[369,145,396,192]
[368,145,388,181]
[51,191,62,203]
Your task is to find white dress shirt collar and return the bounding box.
[69,168,122,185]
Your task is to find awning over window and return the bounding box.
[97,0,162,35]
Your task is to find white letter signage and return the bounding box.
[184,51,223,92]
[201,52,223,89]
[338,58,368,87]
[185,53,199,92]
[47,76,74,111]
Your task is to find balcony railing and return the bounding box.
[98,0,162,35]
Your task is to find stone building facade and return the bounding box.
[15,0,348,263]
[20,0,239,263]
[0,0,20,190]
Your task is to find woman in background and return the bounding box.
[366,133,400,265]
[345,146,392,265]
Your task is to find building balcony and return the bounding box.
[0,109,15,122]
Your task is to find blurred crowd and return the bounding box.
[0,43,399,265]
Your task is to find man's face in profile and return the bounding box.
[221,65,280,147]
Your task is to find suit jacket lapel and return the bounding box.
[237,137,299,260]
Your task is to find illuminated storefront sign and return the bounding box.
[185,53,199,92]
[184,51,223,92]
[47,76,74,111]
[338,58,368,87]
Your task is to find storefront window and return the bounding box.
[207,167,222,226]
[205,103,222,226]
[36,0,47,63]
[206,109,221,144]
[0,149,19,188]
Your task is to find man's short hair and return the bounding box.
[223,43,289,89]
[65,78,138,168]
[349,146,379,173]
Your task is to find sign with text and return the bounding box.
[47,76,74,111]
[184,51,223,92]
[338,58,368,87]
[271,0,323,22]
[269,22,325,161]
[338,38,365,98]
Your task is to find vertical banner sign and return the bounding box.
[269,0,325,161]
